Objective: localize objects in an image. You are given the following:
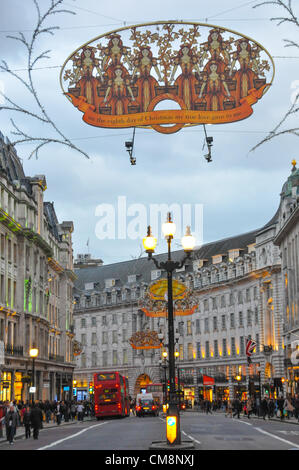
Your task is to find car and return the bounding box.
[136,399,159,417]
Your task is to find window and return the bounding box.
[122,313,127,323]
[112,314,117,324]
[221,315,226,330]
[213,316,217,331]
[112,331,118,343]
[214,340,219,358]
[91,317,96,327]
[195,319,200,334]
[229,292,234,306]
[247,310,252,326]
[238,291,243,304]
[151,270,161,281]
[196,342,201,359]
[113,350,118,365]
[254,307,259,323]
[239,312,243,327]
[81,318,86,328]
[91,332,97,345]
[253,286,258,300]
[123,349,128,364]
[240,336,245,355]
[204,299,209,312]
[205,341,210,359]
[102,351,108,366]
[81,354,86,368]
[222,338,227,357]
[122,329,127,342]
[230,313,235,328]
[187,320,192,335]
[92,352,97,367]
[245,289,250,302]
[220,295,226,308]
[212,297,217,309]
[81,334,86,346]
[102,331,107,344]
[188,343,193,360]
[102,316,107,326]
[204,318,209,333]
[231,337,236,356]
[179,344,184,360]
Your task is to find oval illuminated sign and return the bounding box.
[60,21,274,134]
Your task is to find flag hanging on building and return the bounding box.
[246,338,257,364]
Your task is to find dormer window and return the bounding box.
[212,254,223,264]
[151,269,161,280]
[228,249,240,262]
[105,278,116,288]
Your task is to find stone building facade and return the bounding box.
[0,131,76,402]
[274,160,299,396]
[73,197,287,402]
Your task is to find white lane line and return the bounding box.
[37,422,109,450]
[253,427,299,450]
[233,418,252,426]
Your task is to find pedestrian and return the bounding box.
[70,402,77,421]
[277,396,284,420]
[260,396,269,420]
[77,402,84,422]
[5,404,18,445]
[294,394,299,422]
[29,403,43,440]
[55,402,62,425]
[23,406,31,439]
[232,397,241,419]
[247,397,254,419]
[268,398,275,418]
[225,400,233,418]
[284,395,294,419]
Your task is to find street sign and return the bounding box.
[29,386,36,393]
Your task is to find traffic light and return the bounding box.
[89,382,94,394]
[167,380,170,391]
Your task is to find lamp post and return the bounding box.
[143,213,195,446]
[29,346,39,405]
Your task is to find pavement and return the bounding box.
[0,410,298,445]
[0,416,94,444]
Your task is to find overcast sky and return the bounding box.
[0,0,298,264]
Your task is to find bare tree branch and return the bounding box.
[250,0,299,152]
[0,0,89,160]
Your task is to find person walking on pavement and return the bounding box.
[277,396,285,420]
[70,402,77,421]
[55,401,62,425]
[5,404,18,445]
[77,402,84,422]
[29,403,43,440]
[232,397,242,419]
[284,395,294,419]
[260,396,269,420]
[225,400,233,418]
[23,406,31,439]
[294,394,299,422]
[247,397,254,419]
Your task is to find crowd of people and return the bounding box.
[196,394,299,421]
[0,400,94,445]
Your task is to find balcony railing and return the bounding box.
[5,344,23,357]
[49,354,65,363]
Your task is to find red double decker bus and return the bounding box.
[94,371,130,419]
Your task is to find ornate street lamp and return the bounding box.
[143,212,195,446]
[29,345,39,404]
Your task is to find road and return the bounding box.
[1,412,299,451]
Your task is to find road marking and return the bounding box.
[232,418,252,426]
[182,430,201,445]
[37,422,109,450]
[253,427,299,449]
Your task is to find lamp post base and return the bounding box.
[149,441,195,450]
